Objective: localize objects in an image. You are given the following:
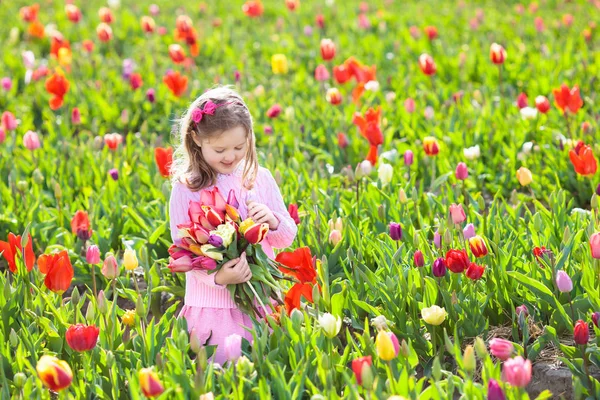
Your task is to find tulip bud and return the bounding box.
[101,254,119,278]
[290,308,304,326]
[32,169,44,184]
[224,334,242,363]
[71,286,80,308]
[474,337,488,358]
[463,345,476,372]
[375,330,396,361]
[136,295,147,318]
[97,290,108,314]
[432,357,442,381]
[85,300,96,322]
[516,167,532,186]
[236,356,255,377]
[555,270,573,293]
[86,245,101,264]
[455,162,468,180]
[591,312,600,328]
[16,180,28,191]
[432,258,446,277]
[404,150,414,166]
[123,249,139,271]
[398,188,408,203]
[413,250,424,267]
[13,372,26,389]
[433,231,442,249]
[389,222,402,241]
[318,313,341,338]
[328,230,342,246]
[574,320,590,345]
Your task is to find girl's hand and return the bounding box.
[246,200,279,230]
[214,253,251,285]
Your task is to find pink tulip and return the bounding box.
[449,204,466,224]
[329,230,342,246]
[71,108,81,125]
[101,254,119,279]
[224,334,242,363]
[489,338,514,361]
[314,64,330,81]
[455,162,468,180]
[590,232,600,259]
[555,270,573,293]
[502,356,532,387]
[86,245,101,264]
[1,111,17,131]
[433,231,442,249]
[404,98,416,113]
[463,223,476,240]
[1,77,12,91]
[23,130,40,150]
[0,127,5,144]
[266,104,282,119]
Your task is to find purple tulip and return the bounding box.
[122,58,135,79]
[404,150,414,166]
[432,257,446,277]
[463,223,476,240]
[433,231,441,248]
[389,222,402,241]
[224,334,242,363]
[487,379,506,400]
[109,168,119,181]
[555,270,573,293]
[208,234,223,247]
[146,88,156,103]
[592,311,600,328]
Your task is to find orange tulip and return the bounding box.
[418,53,436,75]
[163,70,188,97]
[50,35,71,58]
[275,247,317,284]
[242,0,264,17]
[38,250,74,294]
[169,44,186,64]
[0,232,35,273]
[155,147,173,177]
[96,23,113,42]
[45,71,70,110]
[71,210,92,241]
[569,141,597,176]
[352,107,383,165]
[28,21,45,38]
[552,84,583,114]
[82,40,95,53]
[284,282,315,315]
[490,43,506,64]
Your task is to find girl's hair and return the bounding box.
[171,86,258,191]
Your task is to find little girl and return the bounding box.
[169,86,297,364]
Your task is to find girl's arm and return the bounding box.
[169,183,225,288]
[260,169,298,249]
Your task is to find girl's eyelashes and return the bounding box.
[215,147,243,153]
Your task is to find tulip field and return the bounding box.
[3,0,600,398]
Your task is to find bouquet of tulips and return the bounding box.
[168,187,290,316]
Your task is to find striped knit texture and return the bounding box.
[169,164,297,308]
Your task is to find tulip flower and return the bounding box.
[275,246,317,284]
[351,356,373,387]
[242,0,264,17]
[489,338,514,360]
[516,167,532,186]
[66,324,100,352]
[141,16,156,33]
[122,309,136,326]
[389,222,402,241]
[129,73,143,90]
[45,71,70,110]
[455,162,468,180]
[0,232,35,273]
[318,313,342,338]
[139,368,164,397]
[445,249,469,273]
[96,23,113,42]
[163,70,188,97]
[320,38,336,61]
[71,107,81,125]
[421,305,447,325]
[423,136,439,156]
[337,132,348,149]
[516,93,528,109]
[433,231,442,249]
[592,312,600,328]
[573,320,589,345]
[403,150,414,166]
[424,26,438,40]
[38,250,74,294]
[413,250,424,267]
[71,210,92,241]
[432,257,446,277]
[466,262,485,280]
[375,330,396,360]
[325,88,342,105]
[2,77,12,91]
[224,333,242,362]
[515,305,529,317]
[109,168,119,180]
[377,163,393,186]
[502,356,532,387]
[23,130,40,150]
[146,88,156,103]
[271,54,288,74]
[463,223,476,240]
[487,379,506,400]
[535,96,550,113]
[555,270,573,293]
[20,4,39,22]
[553,84,583,114]
[449,204,466,224]
[86,245,101,264]
[155,147,173,177]
[569,141,597,176]
[469,235,488,257]
[490,43,506,64]
[1,111,17,131]
[102,253,119,278]
[104,133,123,151]
[418,53,436,75]
[314,64,329,81]
[242,221,269,244]
[287,204,300,225]
[404,98,416,113]
[590,232,600,259]
[123,249,138,271]
[36,355,73,392]
[98,7,113,23]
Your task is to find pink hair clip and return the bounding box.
[191,100,231,123]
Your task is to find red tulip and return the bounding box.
[155,147,173,177]
[569,141,597,176]
[424,26,438,40]
[65,5,81,23]
[45,71,70,110]
[490,43,506,64]
[168,44,186,64]
[469,235,488,258]
[20,4,39,22]
[96,23,113,42]
[0,232,35,273]
[418,53,436,76]
[352,107,383,165]
[98,7,114,24]
[315,14,325,29]
[71,210,92,241]
[337,132,348,149]
[66,324,100,352]
[285,0,299,11]
[242,0,264,17]
[141,16,156,33]
[535,95,550,113]
[445,249,469,273]
[553,84,583,114]
[351,356,373,386]
[326,88,342,105]
[104,133,123,150]
[284,282,315,314]
[38,250,74,294]
[423,136,439,156]
[163,70,188,97]
[573,320,589,345]
[275,247,317,284]
[267,104,282,118]
[320,39,336,61]
[288,203,300,225]
[516,93,528,109]
[333,64,352,84]
[129,73,143,90]
[465,262,485,280]
[243,222,269,244]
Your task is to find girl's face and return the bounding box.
[196,125,248,175]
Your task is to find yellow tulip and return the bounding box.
[271,54,289,74]
[516,167,532,186]
[123,249,138,271]
[139,367,164,398]
[421,305,447,325]
[375,331,396,361]
[122,309,136,327]
[36,355,73,392]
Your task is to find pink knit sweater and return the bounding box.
[169,164,298,309]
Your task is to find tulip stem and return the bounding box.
[91,263,97,300]
[568,292,576,322]
[430,158,436,192]
[386,360,396,393]
[246,281,270,316]
[582,345,593,390]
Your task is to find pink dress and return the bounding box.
[169,163,297,364]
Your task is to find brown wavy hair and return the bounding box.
[171,86,258,191]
